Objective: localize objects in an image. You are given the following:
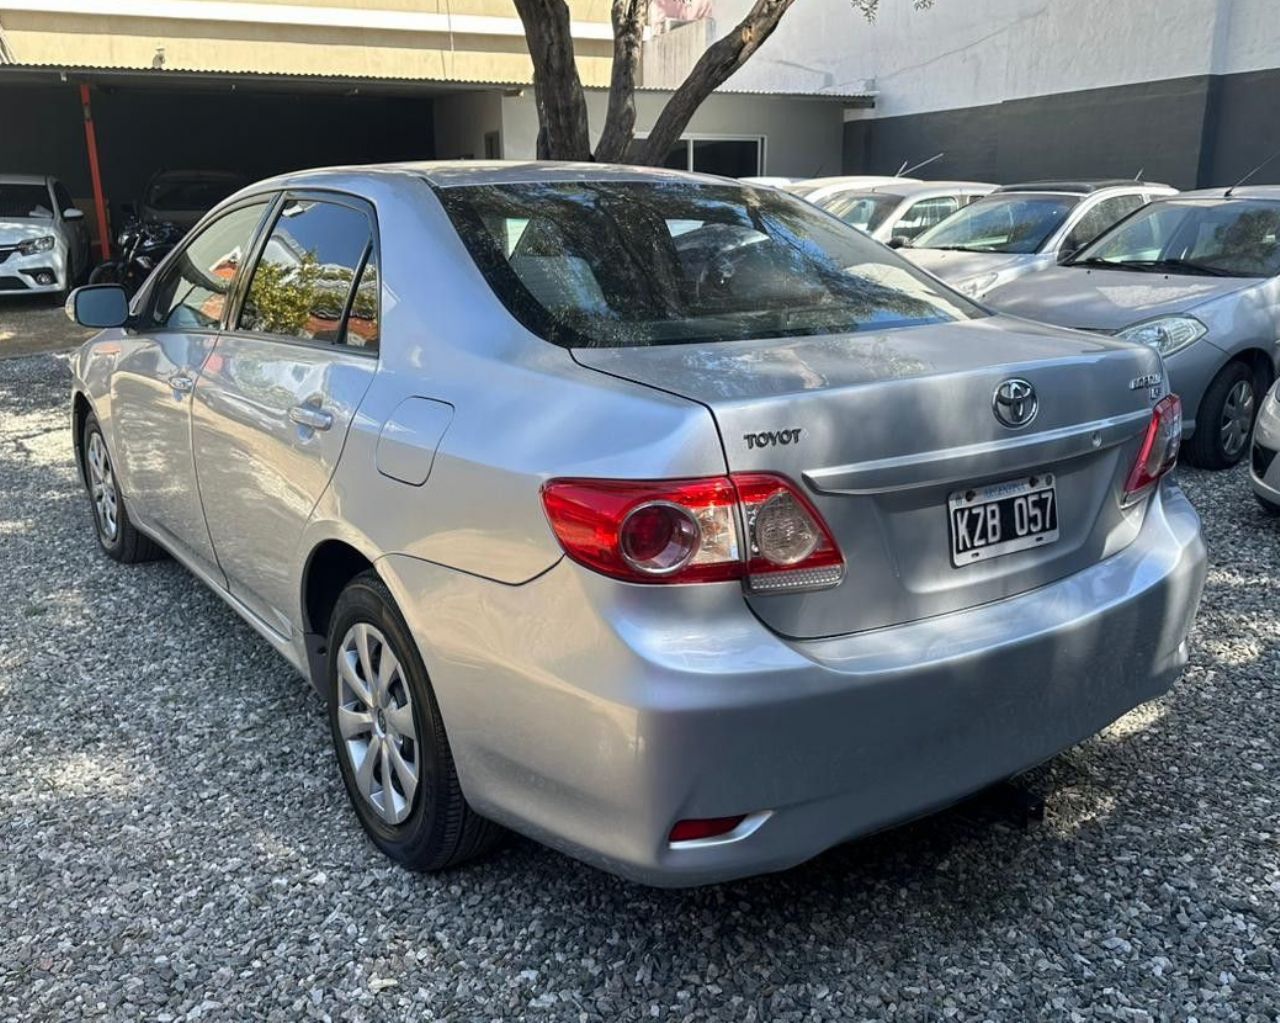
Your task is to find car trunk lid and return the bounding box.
[573,315,1166,639]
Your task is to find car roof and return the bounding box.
[995,179,1170,194]
[253,160,788,192]
[1173,185,1280,201]
[851,180,996,198]
[0,174,50,186]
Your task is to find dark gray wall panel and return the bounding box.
[843,72,1275,190]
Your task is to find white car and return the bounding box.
[0,174,91,300]
[815,180,996,245]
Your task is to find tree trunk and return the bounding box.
[512,0,593,162]
[593,0,650,164]
[635,0,797,166]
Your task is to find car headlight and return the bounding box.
[1116,316,1207,357]
[957,272,1000,298]
[17,235,56,256]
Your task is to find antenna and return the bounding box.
[1133,167,1144,182]
[901,152,945,177]
[1225,146,1280,197]
[895,160,910,177]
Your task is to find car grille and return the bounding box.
[0,276,30,291]
[1253,443,1277,478]
[1072,326,1120,336]
[0,245,17,264]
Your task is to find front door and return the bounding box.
[192,193,380,636]
[109,199,271,578]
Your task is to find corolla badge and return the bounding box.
[992,378,1039,429]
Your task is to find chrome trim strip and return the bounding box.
[805,409,1152,496]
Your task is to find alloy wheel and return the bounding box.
[336,622,420,826]
[1220,379,1255,460]
[86,431,119,541]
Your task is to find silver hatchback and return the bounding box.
[68,163,1206,886]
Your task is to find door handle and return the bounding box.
[169,373,194,394]
[289,404,333,431]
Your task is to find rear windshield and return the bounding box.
[0,184,53,219]
[914,193,1080,254]
[819,191,899,233]
[437,180,980,348]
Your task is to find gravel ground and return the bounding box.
[0,297,94,359]
[1,352,1277,1022]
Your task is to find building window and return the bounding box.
[642,136,764,177]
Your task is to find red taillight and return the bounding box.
[1123,394,1183,506]
[540,473,844,590]
[669,815,746,843]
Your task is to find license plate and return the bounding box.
[948,475,1059,567]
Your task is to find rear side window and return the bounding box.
[894,196,960,240]
[147,202,268,329]
[437,180,979,348]
[238,198,376,347]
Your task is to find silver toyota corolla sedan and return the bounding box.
[67,163,1207,887]
[986,188,1280,469]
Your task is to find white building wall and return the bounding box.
[725,0,1280,118]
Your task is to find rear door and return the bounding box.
[191,191,380,637]
[108,198,272,579]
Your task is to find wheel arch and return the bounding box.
[1235,347,1277,395]
[71,390,94,485]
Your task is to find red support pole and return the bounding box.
[79,83,111,262]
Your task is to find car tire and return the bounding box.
[1185,361,1259,470]
[81,413,165,563]
[327,570,504,871]
[1256,493,1280,517]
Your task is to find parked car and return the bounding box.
[739,176,796,188]
[0,174,90,300]
[1252,379,1280,515]
[67,163,1206,887]
[137,169,248,232]
[986,188,1280,469]
[903,180,1176,299]
[785,174,921,205]
[815,180,996,244]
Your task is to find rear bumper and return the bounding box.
[383,480,1206,887]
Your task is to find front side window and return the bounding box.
[914,194,1081,254]
[1062,193,1145,255]
[146,202,268,329]
[52,182,76,216]
[437,180,980,349]
[818,191,899,233]
[1074,199,1280,278]
[893,196,961,241]
[238,199,375,345]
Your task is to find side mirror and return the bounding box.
[63,208,86,221]
[67,285,130,328]
[888,236,910,249]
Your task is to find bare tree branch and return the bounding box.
[635,0,798,166]
[593,0,651,163]
[512,0,593,161]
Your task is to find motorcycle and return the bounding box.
[88,215,183,296]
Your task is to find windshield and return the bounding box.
[1072,199,1280,278]
[0,184,53,219]
[147,175,242,211]
[818,191,900,233]
[914,193,1080,253]
[437,180,981,349]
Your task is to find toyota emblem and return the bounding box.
[992,378,1039,429]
